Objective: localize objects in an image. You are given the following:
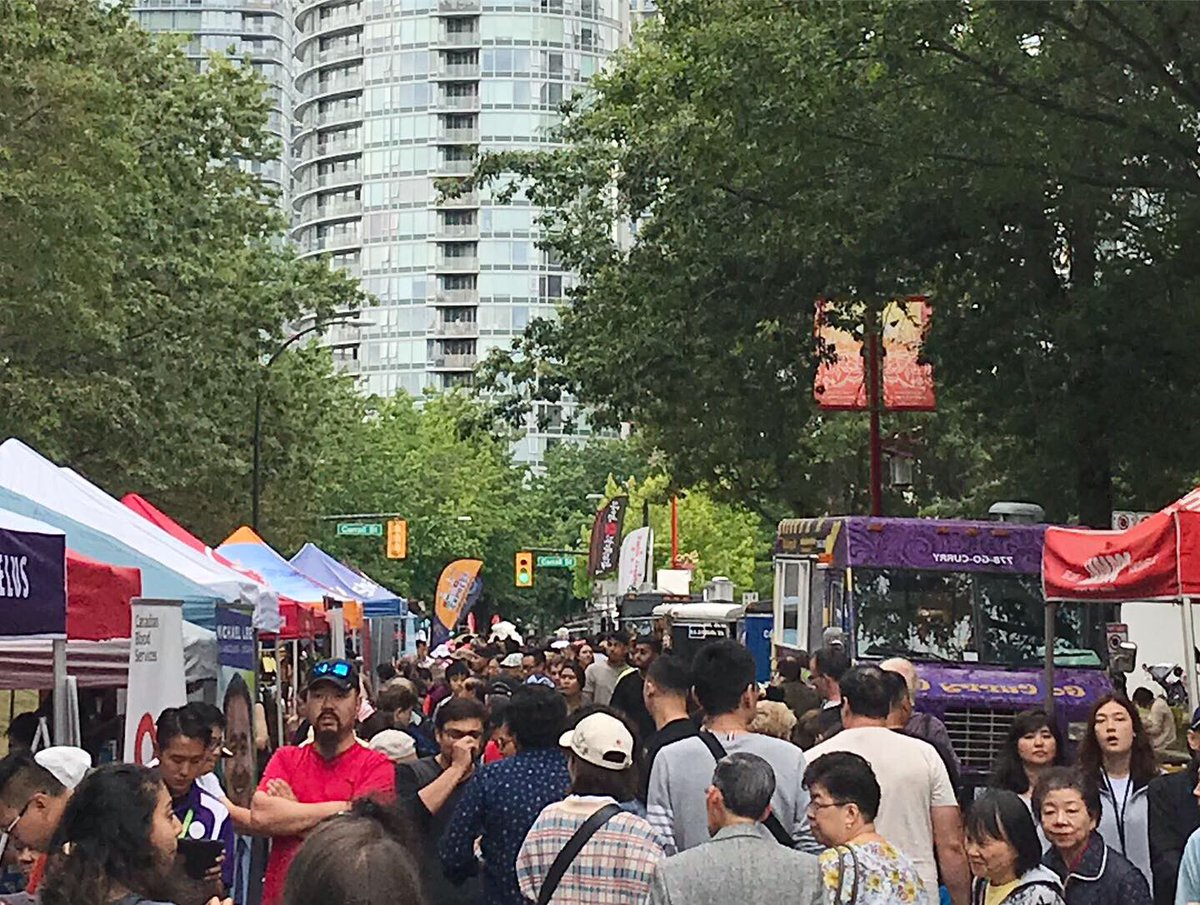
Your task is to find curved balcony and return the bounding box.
[297,230,362,257]
[296,198,362,228]
[294,166,363,199]
[297,43,364,78]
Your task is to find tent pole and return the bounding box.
[51,639,67,745]
[274,638,285,751]
[1043,602,1057,715]
[1183,598,1199,712]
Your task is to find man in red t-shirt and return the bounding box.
[252,659,395,905]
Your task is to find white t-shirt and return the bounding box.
[807,726,957,904]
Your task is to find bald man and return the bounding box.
[880,658,961,788]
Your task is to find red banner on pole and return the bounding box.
[814,298,936,412]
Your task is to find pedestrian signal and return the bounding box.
[515,551,534,588]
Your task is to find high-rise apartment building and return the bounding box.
[292,0,627,462]
[131,0,296,209]
[134,0,630,464]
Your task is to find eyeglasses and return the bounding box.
[806,799,848,814]
[312,661,353,679]
[0,797,34,864]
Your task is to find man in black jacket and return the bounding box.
[1148,706,1200,905]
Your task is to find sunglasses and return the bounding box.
[312,660,354,679]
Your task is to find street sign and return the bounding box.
[386,519,407,559]
[337,522,383,537]
[1111,510,1153,531]
[536,554,576,569]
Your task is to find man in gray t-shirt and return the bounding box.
[583,633,632,706]
[646,640,821,855]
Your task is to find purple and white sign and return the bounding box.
[835,518,1045,575]
[0,513,67,639]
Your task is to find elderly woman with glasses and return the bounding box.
[803,751,924,905]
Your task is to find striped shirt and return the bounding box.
[516,796,665,905]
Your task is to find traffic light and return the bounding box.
[386,519,408,560]
[515,551,534,588]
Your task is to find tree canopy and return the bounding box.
[0,0,363,542]
[474,0,1200,527]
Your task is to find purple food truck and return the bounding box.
[772,516,1117,786]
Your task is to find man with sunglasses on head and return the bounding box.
[0,746,91,902]
[251,658,395,905]
[396,695,488,905]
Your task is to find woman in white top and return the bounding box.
[1074,694,1158,894]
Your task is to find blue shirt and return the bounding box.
[439,747,571,905]
[172,782,237,890]
[1179,826,1200,905]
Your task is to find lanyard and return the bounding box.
[1101,770,1132,856]
[178,808,195,839]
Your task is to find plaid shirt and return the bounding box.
[516,797,665,905]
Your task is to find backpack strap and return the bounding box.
[698,731,795,848]
[536,803,622,905]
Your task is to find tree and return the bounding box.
[0,0,364,540]
[472,0,1200,527]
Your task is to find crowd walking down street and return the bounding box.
[0,628,1194,905]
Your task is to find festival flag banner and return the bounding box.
[617,527,653,594]
[814,297,936,412]
[0,509,67,639]
[432,559,483,646]
[588,496,628,578]
[123,598,187,765]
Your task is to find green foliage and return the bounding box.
[473,0,1200,527]
[0,0,363,542]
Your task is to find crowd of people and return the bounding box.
[3,628,1200,905]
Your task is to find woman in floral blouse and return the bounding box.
[804,751,925,905]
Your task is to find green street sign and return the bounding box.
[337,522,383,537]
[536,554,576,569]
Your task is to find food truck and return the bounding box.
[773,516,1118,785]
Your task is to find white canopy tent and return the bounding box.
[0,439,280,632]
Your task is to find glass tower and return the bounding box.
[292,0,627,463]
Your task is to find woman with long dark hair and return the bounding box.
[282,799,424,905]
[40,763,231,905]
[989,710,1066,805]
[1075,694,1158,894]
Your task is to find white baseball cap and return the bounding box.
[559,713,634,771]
[34,746,92,790]
[500,652,524,668]
[368,730,417,764]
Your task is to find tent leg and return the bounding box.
[1183,598,1199,712]
[51,639,67,745]
[329,609,346,660]
[274,639,285,751]
[1044,602,1057,715]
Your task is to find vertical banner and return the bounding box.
[432,559,484,646]
[123,599,187,765]
[216,606,258,812]
[814,298,936,411]
[617,527,653,594]
[588,496,628,578]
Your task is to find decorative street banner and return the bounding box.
[123,599,187,765]
[216,606,258,812]
[0,512,67,639]
[618,527,653,594]
[432,559,483,646]
[814,297,936,412]
[588,496,628,578]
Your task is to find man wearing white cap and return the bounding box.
[516,710,665,905]
[0,746,92,898]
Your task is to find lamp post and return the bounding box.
[252,314,373,533]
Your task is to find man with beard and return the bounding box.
[252,659,395,905]
[610,635,660,744]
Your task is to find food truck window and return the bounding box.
[853,569,973,660]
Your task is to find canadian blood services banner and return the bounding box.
[123,599,187,764]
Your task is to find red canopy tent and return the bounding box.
[67,550,141,642]
[1043,487,1200,706]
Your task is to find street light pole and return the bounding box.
[251,315,372,533]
